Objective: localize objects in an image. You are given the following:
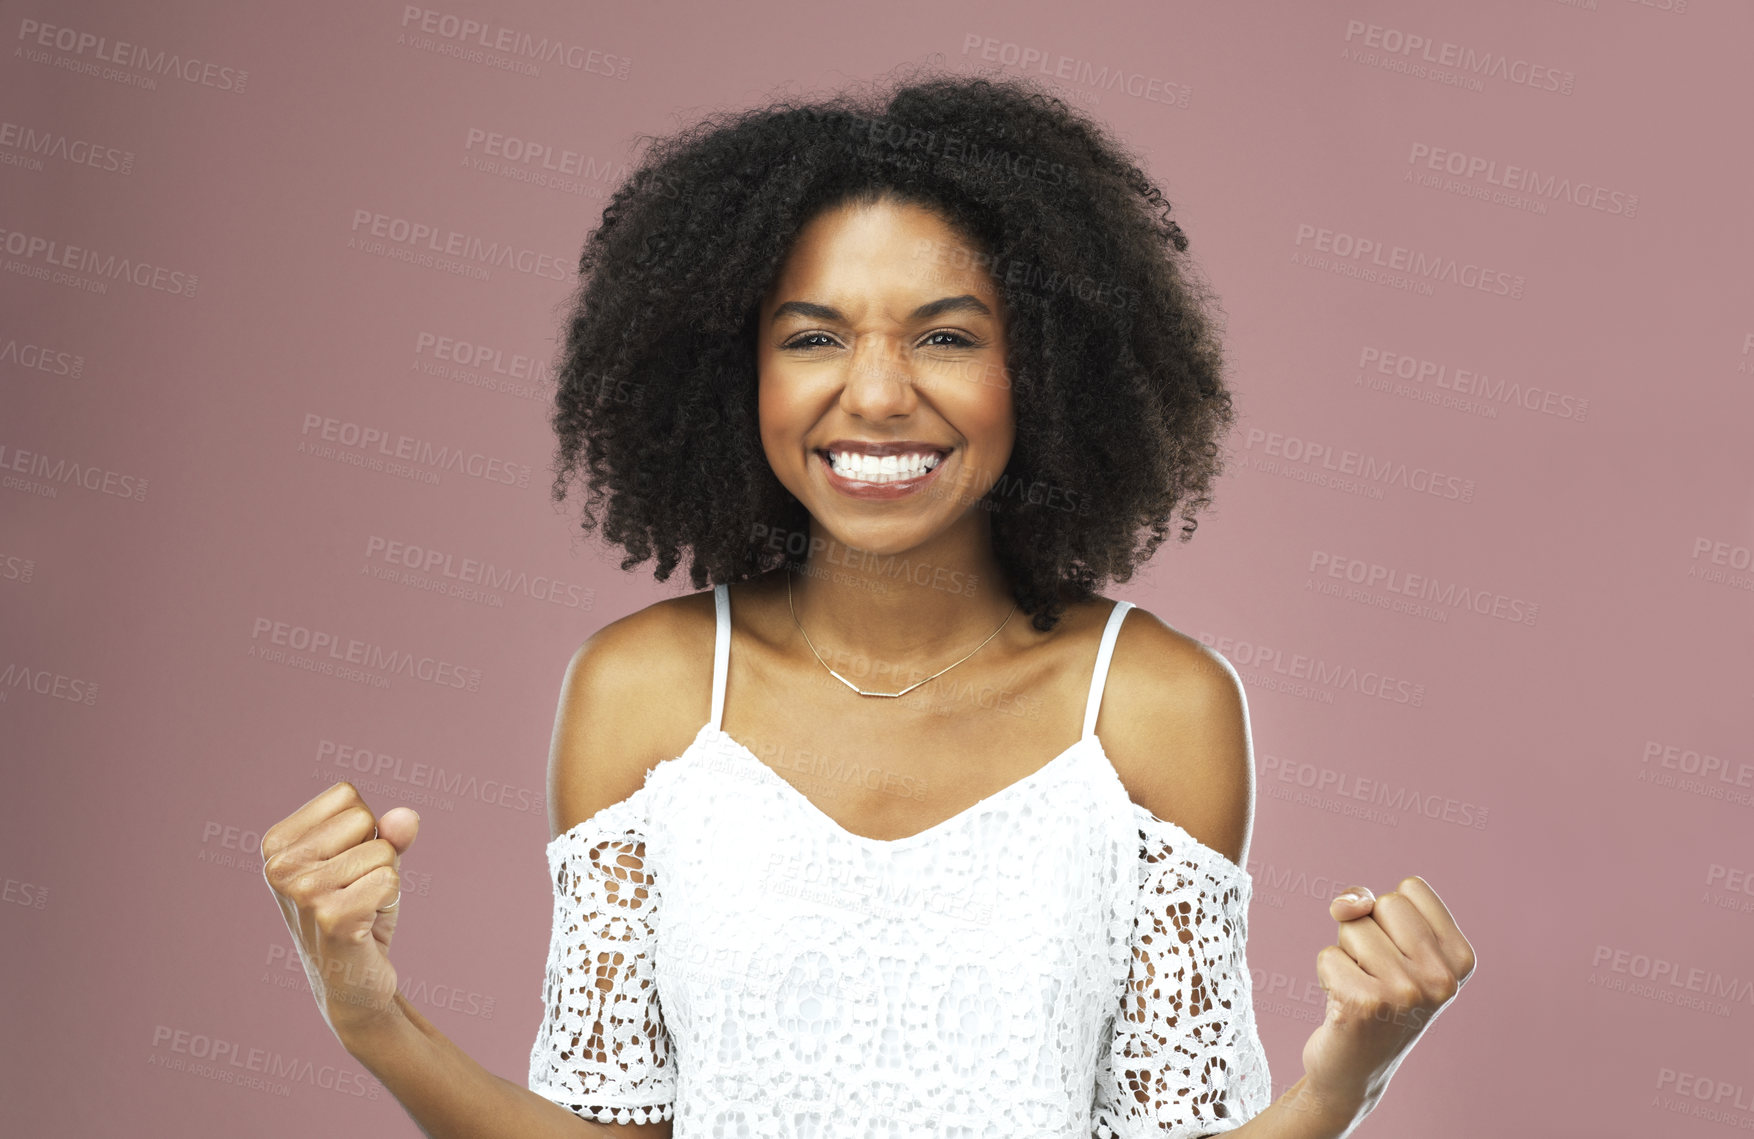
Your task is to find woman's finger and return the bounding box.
[1328,885,1376,924]
[1394,875,1478,984]
[1336,910,1412,984]
[1369,890,1446,970]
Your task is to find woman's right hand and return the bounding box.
[260,781,420,1043]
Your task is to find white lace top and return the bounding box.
[529,585,1272,1137]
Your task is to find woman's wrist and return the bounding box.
[1277,1073,1373,1137]
[332,992,419,1064]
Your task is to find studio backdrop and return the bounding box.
[3,1,1750,1136]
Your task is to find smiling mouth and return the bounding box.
[814,448,949,483]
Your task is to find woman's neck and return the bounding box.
[782,518,1022,667]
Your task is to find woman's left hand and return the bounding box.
[1297,875,1477,1123]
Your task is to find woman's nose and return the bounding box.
[837,336,917,414]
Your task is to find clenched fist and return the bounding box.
[1300,875,1477,1121]
[260,781,421,1043]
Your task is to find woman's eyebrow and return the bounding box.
[770,294,993,325]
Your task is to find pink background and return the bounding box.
[5,1,1752,1135]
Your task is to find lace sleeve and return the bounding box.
[527,790,675,1125]
[1091,809,1272,1139]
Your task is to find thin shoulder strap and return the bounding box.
[1082,599,1135,739]
[710,583,730,731]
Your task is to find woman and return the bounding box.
[261,69,1475,1137]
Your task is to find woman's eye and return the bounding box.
[780,330,980,351]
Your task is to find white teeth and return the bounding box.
[827,450,943,483]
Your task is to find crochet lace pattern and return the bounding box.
[529,752,1270,1136]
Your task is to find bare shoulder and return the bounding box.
[546,588,717,841]
[1094,600,1255,871]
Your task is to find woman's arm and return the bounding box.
[1190,878,1477,1139]
[259,777,673,1139]
[1091,628,1475,1138]
[1207,1073,1367,1139]
[339,994,672,1139]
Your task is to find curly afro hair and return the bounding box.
[548,64,1236,632]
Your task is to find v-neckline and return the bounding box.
[692,722,1105,851]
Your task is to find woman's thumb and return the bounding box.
[375,806,420,855]
[1328,885,1375,922]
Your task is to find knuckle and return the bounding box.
[287,871,322,901]
[1389,979,1424,1008]
[1410,964,1455,1003]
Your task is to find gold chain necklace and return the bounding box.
[786,567,1018,697]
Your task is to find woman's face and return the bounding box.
[756,196,1014,558]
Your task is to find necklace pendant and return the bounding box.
[830,668,909,698]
